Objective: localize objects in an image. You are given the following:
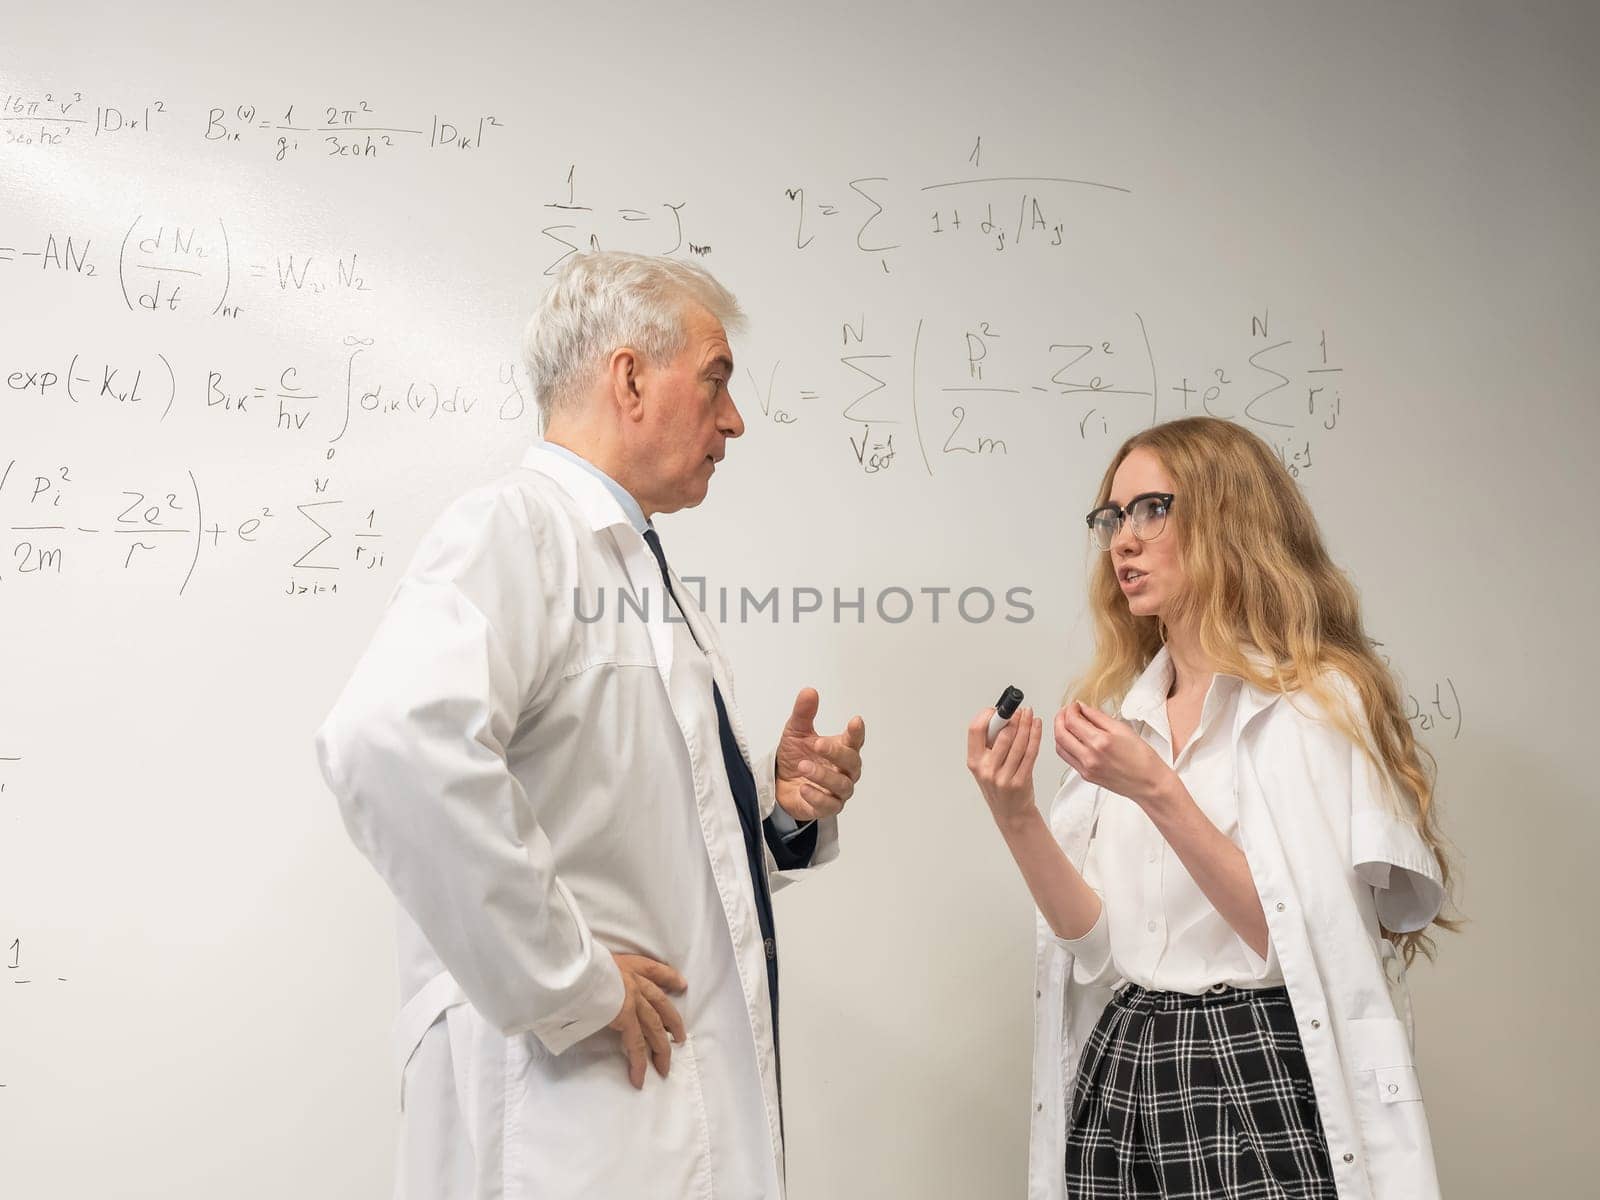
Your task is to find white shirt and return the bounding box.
[1028,652,1447,1200]
[1060,656,1282,992]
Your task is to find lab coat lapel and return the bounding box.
[666,576,745,751]
[519,447,676,690]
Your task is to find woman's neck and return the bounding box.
[1162,622,1214,699]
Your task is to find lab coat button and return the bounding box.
[1275,901,1286,912]
[1342,1152,1355,1164]
[1310,1018,1321,1030]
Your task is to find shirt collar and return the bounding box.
[1118,644,1245,731]
[521,441,649,534]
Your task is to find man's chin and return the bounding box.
[656,489,706,515]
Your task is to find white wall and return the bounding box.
[2,2,1594,1195]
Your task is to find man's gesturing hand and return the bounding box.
[607,952,688,1089]
[774,687,866,821]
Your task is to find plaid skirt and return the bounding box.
[1064,984,1337,1199]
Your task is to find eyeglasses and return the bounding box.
[1084,492,1174,551]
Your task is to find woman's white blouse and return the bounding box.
[1060,659,1283,992]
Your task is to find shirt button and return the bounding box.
[1035,1102,1043,1113]
[764,938,776,960]
[1146,920,1158,933]
[1275,902,1286,912]
[1035,990,1042,999]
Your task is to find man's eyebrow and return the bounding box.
[704,354,734,376]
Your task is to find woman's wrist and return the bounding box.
[1137,769,1189,820]
[994,801,1047,843]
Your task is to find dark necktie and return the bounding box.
[640,527,817,1073]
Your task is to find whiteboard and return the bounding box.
[3,2,1594,1195]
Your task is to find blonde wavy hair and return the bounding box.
[1072,417,1456,964]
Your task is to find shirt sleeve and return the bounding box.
[1053,834,1116,987]
[1348,739,1445,933]
[1056,902,1117,988]
[764,811,820,868]
[1310,674,1446,935]
[314,485,624,1054]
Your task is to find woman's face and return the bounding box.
[1103,447,1184,621]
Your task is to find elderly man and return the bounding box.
[315,252,865,1199]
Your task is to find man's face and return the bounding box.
[632,303,745,515]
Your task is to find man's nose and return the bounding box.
[721,391,746,439]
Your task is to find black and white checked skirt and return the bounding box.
[1064,984,1337,1199]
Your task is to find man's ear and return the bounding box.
[607,346,645,421]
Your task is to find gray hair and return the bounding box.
[523,251,747,422]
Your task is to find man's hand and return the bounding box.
[607,952,688,1089]
[774,687,866,822]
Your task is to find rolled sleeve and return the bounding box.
[1055,898,1117,988]
[1352,805,1445,934]
[1345,722,1445,934]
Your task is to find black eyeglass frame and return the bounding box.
[1083,492,1175,550]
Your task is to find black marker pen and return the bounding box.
[986,685,1025,747]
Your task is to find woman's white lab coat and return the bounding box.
[1027,655,1445,1200]
[315,444,837,1199]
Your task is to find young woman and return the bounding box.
[967,417,1452,1200]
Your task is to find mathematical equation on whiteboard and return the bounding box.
[0,454,387,597]
[781,138,1132,271]
[1372,643,1465,742]
[1,934,67,1089]
[537,167,713,274]
[5,337,532,438]
[0,180,709,320]
[2,89,503,159]
[5,939,64,989]
[739,310,1343,480]
[0,218,374,320]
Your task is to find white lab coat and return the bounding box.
[1028,655,1445,1200]
[315,444,838,1200]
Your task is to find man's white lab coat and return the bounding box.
[316,444,837,1199]
[1028,653,1445,1200]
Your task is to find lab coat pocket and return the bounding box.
[1346,1017,1414,1074]
[506,1030,715,1200]
[1374,1065,1422,1104]
[564,584,660,675]
[1344,1016,1435,1198]
[1346,1016,1420,1102]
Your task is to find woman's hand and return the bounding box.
[966,705,1043,828]
[1054,700,1174,807]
